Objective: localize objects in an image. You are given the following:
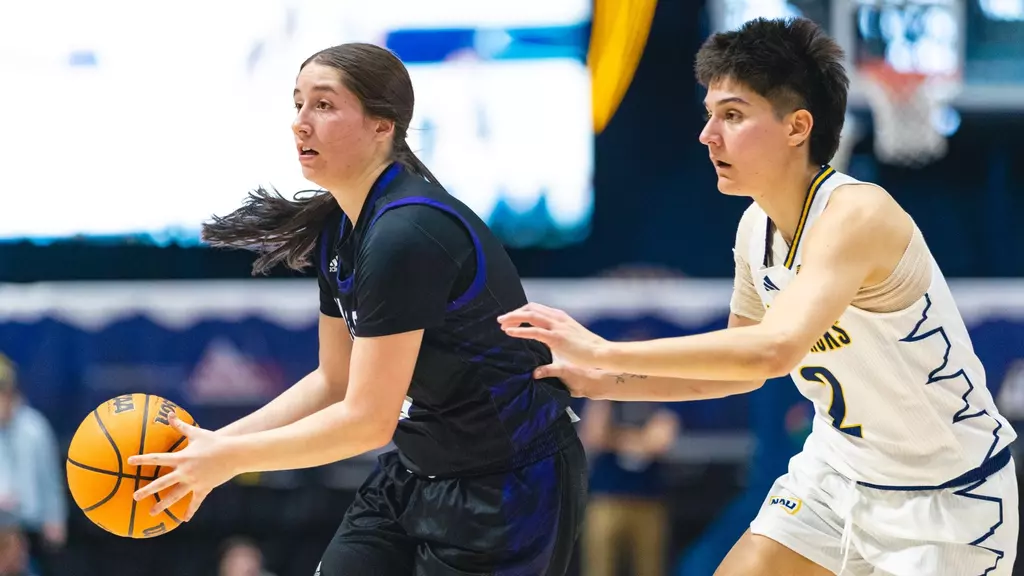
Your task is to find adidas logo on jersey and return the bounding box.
[328,256,339,273]
[763,276,780,291]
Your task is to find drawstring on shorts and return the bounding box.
[837,482,861,575]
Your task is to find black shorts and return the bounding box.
[316,422,587,576]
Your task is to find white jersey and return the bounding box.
[745,165,1016,488]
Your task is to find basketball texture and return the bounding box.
[66,394,195,538]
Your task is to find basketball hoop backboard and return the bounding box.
[834,0,1024,112]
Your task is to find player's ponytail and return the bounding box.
[204,43,445,276]
[393,137,440,186]
[200,188,338,276]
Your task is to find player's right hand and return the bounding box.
[534,361,608,399]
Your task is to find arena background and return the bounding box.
[1,1,1023,575]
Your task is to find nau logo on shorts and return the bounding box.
[768,495,802,515]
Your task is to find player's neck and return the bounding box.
[754,163,825,245]
[328,160,392,225]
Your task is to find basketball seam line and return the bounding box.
[66,457,159,481]
[82,409,124,513]
[127,394,151,538]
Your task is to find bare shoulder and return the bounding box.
[825,182,911,238]
[817,182,915,284]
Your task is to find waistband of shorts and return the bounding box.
[401,412,579,479]
[857,446,1012,492]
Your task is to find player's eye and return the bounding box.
[316,100,331,110]
[725,110,742,122]
[294,102,304,111]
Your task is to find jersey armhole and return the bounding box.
[369,197,486,313]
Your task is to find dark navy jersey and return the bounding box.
[316,163,575,477]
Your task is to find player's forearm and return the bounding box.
[229,402,391,472]
[595,325,792,381]
[590,372,763,402]
[217,368,345,436]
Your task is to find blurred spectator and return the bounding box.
[217,536,276,576]
[580,399,680,576]
[0,354,66,576]
[0,509,30,576]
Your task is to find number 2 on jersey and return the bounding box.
[799,366,863,438]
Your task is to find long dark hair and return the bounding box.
[201,43,440,275]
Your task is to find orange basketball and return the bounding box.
[66,394,196,538]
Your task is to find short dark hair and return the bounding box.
[202,43,439,275]
[695,17,849,166]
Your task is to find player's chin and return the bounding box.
[715,178,748,197]
[299,165,330,189]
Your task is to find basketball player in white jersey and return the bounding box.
[497,16,1018,576]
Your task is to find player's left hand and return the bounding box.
[498,303,609,367]
[128,412,240,519]
[533,361,610,399]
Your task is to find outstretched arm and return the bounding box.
[539,314,765,402]
[501,185,913,381]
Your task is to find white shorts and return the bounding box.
[749,446,1018,576]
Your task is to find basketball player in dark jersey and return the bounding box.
[128,43,586,575]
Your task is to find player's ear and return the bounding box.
[374,117,395,142]
[787,109,814,149]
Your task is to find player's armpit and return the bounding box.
[731,207,766,322]
[757,184,914,373]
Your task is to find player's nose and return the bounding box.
[292,112,312,137]
[699,121,720,147]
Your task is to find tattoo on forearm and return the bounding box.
[613,373,648,384]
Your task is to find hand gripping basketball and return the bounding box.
[128,412,238,521]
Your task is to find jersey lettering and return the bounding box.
[336,297,357,339]
[799,365,863,438]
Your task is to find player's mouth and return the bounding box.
[298,145,320,163]
[713,160,732,169]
